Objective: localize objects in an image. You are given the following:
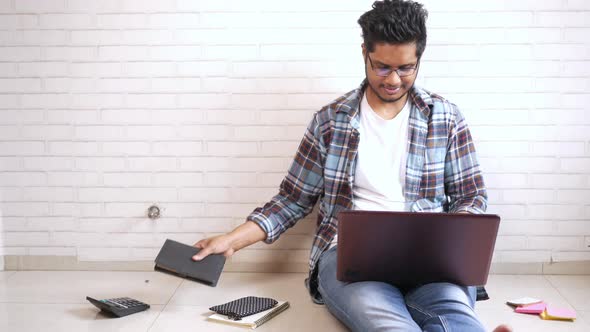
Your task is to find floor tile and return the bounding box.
[0,272,15,281]
[0,303,163,332]
[477,308,587,332]
[555,288,590,311]
[168,273,312,306]
[0,271,181,304]
[149,304,347,332]
[546,275,590,289]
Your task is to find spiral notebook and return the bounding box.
[207,301,290,329]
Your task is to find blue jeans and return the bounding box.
[317,246,486,332]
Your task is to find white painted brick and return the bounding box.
[563,61,590,77]
[259,141,300,157]
[560,158,590,172]
[103,172,152,187]
[0,78,41,92]
[205,203,258,218]
[177,61,228,77]
[497,220,555,236]
[531,142,586,156]
[51,202,102,217]
[535,44,590,61]
[0,62,17,77]
[126,94,177,108]
[153,142,203,156]
[48,172,99,186]
[202,77,257,93]
[179,157,232,172]
[160,202,205,218]
[48,141,99,156]
[4,232,50,246]
[44,47,96,61]
[205,142,257,156]
[21,125,73,140]
[72,93,126,109]
[1,217,27,231]
[70,62,122,77]
[15,0,65,12]
[75,157,125,171]
[98,78,149,93]
[0,125,19,140]
[43,78,96,93]
[494,250,551,263]
[151,109,204,124]
[494,236,527,250]
[46,110,96,124]
[555,220,590,235]
[0,141,45,155]
[205,110,257,125]
[27,217,76,231]
[0,172,46,186]
[551,252,590,262]
[23,157,72,170]
[563,94,590,109]
[71,30,123,46]
[535,11,590,27]
[29,247,77,256]
[501,157,558,173]
[205,172,258,187]
[126,126,177,141]
[0,110,44,124]
[180,218,234,233]
[430,12,534,28]
[0,157,22,171]
[179,125,232,140]
[121,29,173,45]
[104,203,149,217]
[178,94,230,109]
[150,78,201,92]
[149,13,199,28]
[179,187,231,202]
[487,204,527,220]
[231,187,277,203]
[528,205,585,220]
[150,46,201,61]
[21,30,68,46]
[287,93,338,109]
[99,46,149,61]
[123,62,176,77]
[78,247,132,261]
[97,14,147,28]
[79,187,177,202]
[127,157,177,171]
[1,187,23,202]
[503,189,555,204]
[2,202,49,216]
[39,14,92,29]
[529,236,584,250]
[530,174,588,189]
[257,173,285,187]
[234,157,290,172]
[232,62,284,78]
[531,110,590,125]
[556,190,590,204]
[0,47,40,61]
[74,125,125,141]
[101,142,151,156]
[153,172,204,187]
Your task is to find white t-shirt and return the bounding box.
[331,92,411,248]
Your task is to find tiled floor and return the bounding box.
[0,271,588,331]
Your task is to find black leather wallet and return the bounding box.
[154,239,226,287]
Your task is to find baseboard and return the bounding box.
[3,255,590,275]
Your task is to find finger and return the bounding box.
[193,240,207,249]
[192,246,212,261]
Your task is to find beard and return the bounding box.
[364,68,415,104]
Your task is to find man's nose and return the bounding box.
[384,70,402,85]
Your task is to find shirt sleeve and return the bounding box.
[444,107,488,214]
[246,112,326,243]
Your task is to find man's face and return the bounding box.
[363,42,420,104]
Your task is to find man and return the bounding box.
[193,1,511,331]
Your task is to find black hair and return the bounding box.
[358,0,428,58]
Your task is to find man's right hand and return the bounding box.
[191,220,267,261]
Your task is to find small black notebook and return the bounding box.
[154,239,226,287]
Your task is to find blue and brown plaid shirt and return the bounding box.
[247,80,487,303]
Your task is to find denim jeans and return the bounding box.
[317,246,486,332]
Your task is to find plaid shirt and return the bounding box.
[247,80,487,303]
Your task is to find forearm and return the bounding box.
[226,220,267,252]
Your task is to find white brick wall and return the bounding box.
[0,0,589,266]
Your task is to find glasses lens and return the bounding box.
[397,68,416,77]
[375,68,392,77]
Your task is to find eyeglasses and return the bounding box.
[366,54,418,78]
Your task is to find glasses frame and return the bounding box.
[366,53,419,78]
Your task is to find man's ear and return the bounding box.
[361,43,366,59]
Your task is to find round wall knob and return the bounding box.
[147,205,161,220]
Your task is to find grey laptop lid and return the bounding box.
[336,211,500,286]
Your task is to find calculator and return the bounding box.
[86,296,150,317]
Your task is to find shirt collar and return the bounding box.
[335,80,433,119]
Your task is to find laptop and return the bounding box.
[336,210,500,286]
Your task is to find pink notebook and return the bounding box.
[515,302,546,314]
[541,305,576,321]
